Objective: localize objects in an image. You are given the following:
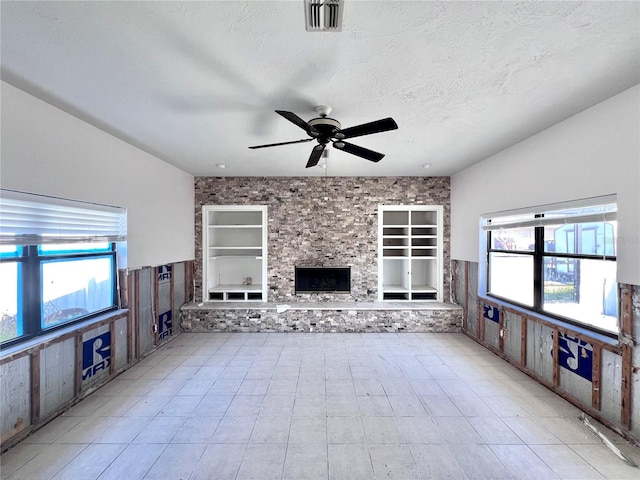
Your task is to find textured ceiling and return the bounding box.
[1,1,638,177]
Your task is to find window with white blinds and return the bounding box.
[0,189,126,245]
[480,195,618,336]
[0,190,125,346]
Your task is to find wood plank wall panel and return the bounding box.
[0,356,31,444]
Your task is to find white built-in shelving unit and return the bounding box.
[378,205,443,301]
[202,205,267,301]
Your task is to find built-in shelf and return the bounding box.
[203,205,267,302]
[378,205,443,302]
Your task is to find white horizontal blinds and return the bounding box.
[481,195,617,231]
[0,189,126,245]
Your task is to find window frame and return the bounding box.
[482,196,618,338]
[0,243,119,347]
[0,189,126,348]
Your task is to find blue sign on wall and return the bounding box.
[82,332,111,381]
[553,332,593,382]
[158,265,172,283]
[483,304,500,323]
[158,310,172,341]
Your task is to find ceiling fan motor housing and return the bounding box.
[308,117,342,144]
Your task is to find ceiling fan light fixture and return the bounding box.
[333,141,345,149]
[305,0,343,32]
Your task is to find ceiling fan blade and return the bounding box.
[333,141,385,162]
[336,117,398,139]
[275,110,319,136]
[248,138,314,149]
[306,144,325,168]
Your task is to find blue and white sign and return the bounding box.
[553,332,593,382]
[157,265,172,283]
[157,265,172,342]
[483,304,500,323]
[82,332,111,381]
[158,310,172,341]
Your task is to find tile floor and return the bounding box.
[2,332,639,480]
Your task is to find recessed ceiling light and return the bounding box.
[216,163,226,169]
[421,163,431,169]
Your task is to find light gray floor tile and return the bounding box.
[61,394,111,417]
[260,395,295,416]
[357,395,393,416]
[293,395,326,417]
[436,379,476,396]
[53,443,127,480]
[570,444,640,480]
[388,395,429,416]
[208,378,242,395]
[96,443,165,480]
[449,443,514,480]
[325,379,355,395]
[250,416,291,443]
[171,415,221,443]
[289,417,327,444]
[483,395,532,417]
[410,444,468,479]
[123,395,172,417]
[92,416,151,443]
[353,378,385,395]
[326,395,360,416]
[6,443,87,480]
[156,394,203,416]
[468,416,524,445]
[133,416,186,443]
[420,395,462,416]
[91,395,143,417]
[432,417,484,444]
[490,444,560,480]
[327,416,365,444]
[0,444,47,478]
[502,416,563,444]
[449,394,497,417]
[55,416,117,444]
[267,379,298,395]
[380,377,414,395]
[191,443,246,480]
[328,444,374,480]
[21,415,82,444]
[530,444,606,480]
[142,443,205,480]
[236,444,287,480]
[237,379,270,396]
[362,416,404,444]
[211,416,257,443]
[226,395,264,416]
[369,444,420,479]
[409,379,446,396]
[297,379,326,395]
[193,394,233,416]
[283,444,328,480]
[538,416,600,444]
[397,416,442,444]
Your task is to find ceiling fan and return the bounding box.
[248,106,398,168]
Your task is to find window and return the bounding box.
[481,196,617,335]
[0,190,126,346]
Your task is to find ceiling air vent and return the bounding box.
[305,0,343,32]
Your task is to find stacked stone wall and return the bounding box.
[194,177,451,303]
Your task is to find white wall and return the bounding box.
[0,82,195,269]
[451,85,640,285]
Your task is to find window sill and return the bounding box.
[0,309,128,360]
[478,295,619,347]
